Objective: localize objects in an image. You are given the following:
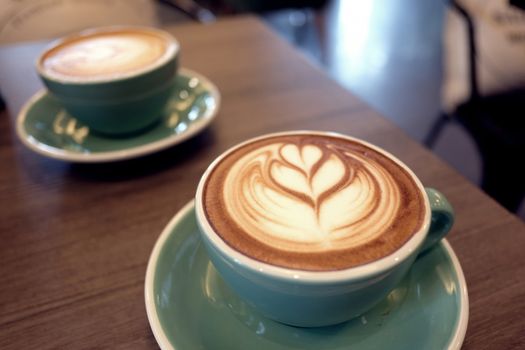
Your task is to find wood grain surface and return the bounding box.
[0,16,524,349]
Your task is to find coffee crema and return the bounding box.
[203,134,426,271]
[40,29,172,81]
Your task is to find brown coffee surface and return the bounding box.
[203,134,426,271]
[41,29,169,81]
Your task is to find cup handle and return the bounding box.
[419,188,455,253]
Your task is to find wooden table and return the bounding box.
[1,16,524,349]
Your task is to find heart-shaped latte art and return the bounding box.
[223,141,402,252]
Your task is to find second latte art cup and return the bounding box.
[36,26,180,135]
[195,131,454,327]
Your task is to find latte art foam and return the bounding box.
[203,134,426,271]
[41,30,171,81]
[225,142,401,251]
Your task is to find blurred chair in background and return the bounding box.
[426,0,525,212]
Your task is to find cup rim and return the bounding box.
[36,25,180,85]
[195,130,431,283]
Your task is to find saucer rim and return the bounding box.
[144,200,469,350]
[16,68,220,163]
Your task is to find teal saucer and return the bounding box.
[16,68,220,162]
[145,202,468,350]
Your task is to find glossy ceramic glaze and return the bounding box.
[145,201,468,350]
[36,26,180,134]
[17,68,219,162]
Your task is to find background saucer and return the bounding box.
[145,201,468,350]
[17,68,220,162]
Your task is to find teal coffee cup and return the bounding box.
[36,26,180,135]
[195,131,454,327]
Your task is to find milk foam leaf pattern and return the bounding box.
[223,140,403,252]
